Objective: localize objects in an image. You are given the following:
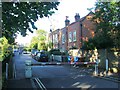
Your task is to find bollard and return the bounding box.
[106,59,108,75]
[25,60,32,78]
[94,60,99,76]
[94,64,98,76]
[6,63,8,80]
[52,54,54,62]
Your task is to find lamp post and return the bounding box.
[80,23,83,57]
[50,28,54,62]
[50,29,53,49]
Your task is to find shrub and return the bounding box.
[49,49,60,55]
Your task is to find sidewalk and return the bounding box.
[69,65,120,83]
[94,73,120,83]
[7,78,33,89]
[4,53,34,89]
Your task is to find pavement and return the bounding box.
[7,79,33,89]
[64,64,120,82]
[94,73,120,83]
[3,53,33,90]
[3,53,120,89]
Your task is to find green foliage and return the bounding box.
[83,39,96,50]
[38,42,47,51]
[48,49,61,55]
[94,34,114,49]
[52,51,61,55]
[29,36,38,49]
[29,29,48,50]
[36,30,47,50]
[83,35,114,50]
[48,41,52,49]
[0,37,10,61]
[33,43,38,49]
[2,2,60,44]
[61,51,68,56]
[92,2,120,49]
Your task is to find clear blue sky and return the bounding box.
[15,0,96,45]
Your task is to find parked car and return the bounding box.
[22,50,28,54]
[31,49,38,58]
[36,51,48,62]
[33,51,40,59]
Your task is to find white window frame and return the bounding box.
[69,32,72,42]
[62,34,65,44]
[55,34,58,43]
[73,31,76,41]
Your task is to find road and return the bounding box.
[13,52,119,89]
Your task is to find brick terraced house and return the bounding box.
[48,12,96,52]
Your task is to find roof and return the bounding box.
[52,11,94,32]
[66,11,94,27]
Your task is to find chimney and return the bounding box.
[65,16,70,26]
[75,13,80,22]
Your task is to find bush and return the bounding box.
[49,49,69,56]
[0,37,11,61]
[49,49,60,55]
[52,51,61,55]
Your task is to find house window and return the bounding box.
[62,34,65,44]
[73,31,76,41]
[53,34,58,43]
[55,34,58,43]
[69,32,72,42]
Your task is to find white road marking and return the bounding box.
[33,78,47,90]
[35,78,43,90]
[36,78,47,90]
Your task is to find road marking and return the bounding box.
[33,78,47,90]
[35,78,43,90]
[36,78,47,90]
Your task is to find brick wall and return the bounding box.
[48,12,96,51]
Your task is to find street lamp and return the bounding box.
[50,29,53,49]
[50,28,54,62]
[80,23,83,57]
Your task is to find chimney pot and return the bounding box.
[75,13,80,22]
[65,16,70,26]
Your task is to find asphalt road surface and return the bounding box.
[13,52,119,89]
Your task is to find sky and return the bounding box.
[15,0,96,45]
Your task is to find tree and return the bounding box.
[29,36,38,49]
[0,37,10,61]
[2,2,60,44]
[29,29,48,50]
[83,39,96,50]
[92,2,120,49]
[36,30,47,50]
